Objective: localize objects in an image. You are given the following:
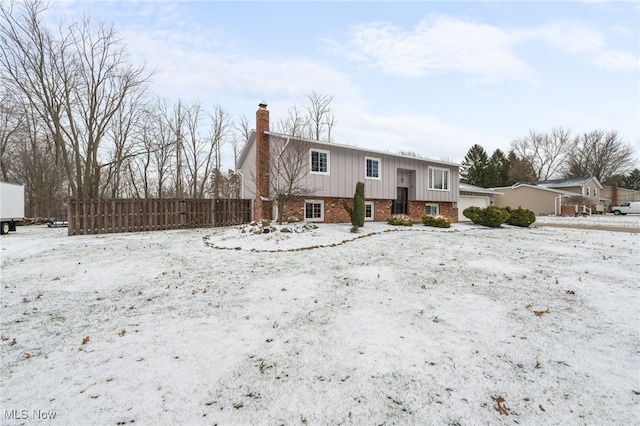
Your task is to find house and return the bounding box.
[493,184,573,215]
[536,177,604,211]
[458,183,502,221]
[600,185,640,210]
[237,104,460,224]
[493,176,604,215]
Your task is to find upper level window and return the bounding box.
[594,188,597,198]
[586,187,590,196]
[365,157,381,179]
[428,167,450,191]
[310,149,329,175]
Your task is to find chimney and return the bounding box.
[611,181,618,210]
[254,103,272,220]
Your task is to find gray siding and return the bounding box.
[238,135,257,199]
[297,141,459,202]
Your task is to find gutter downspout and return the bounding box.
[555,194,563,216]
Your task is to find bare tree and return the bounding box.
[180,102,206,197]
[276,106,308,138]
[1,0,74,196]
[1,0,151,198]
[267,135,315,224]
[276,92,336,141]
[100,89,148,198]
[566,130,636,183]
[0,89,24,181]
[231,114,250,170]
[13,102,61,216]
[209,104,232,198]
[510,127,577,181]
[305,91,335,141]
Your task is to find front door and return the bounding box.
[394,187,408,215]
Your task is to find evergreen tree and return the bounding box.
[460,144,489,186]
[353,181,365,228]
[342,181,365,231]
[506,150,535,185]
[622,168,640,190]
[487,149,510,187]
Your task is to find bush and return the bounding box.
[462,206,482,223]
[464,206,510,228]
[342,181,365,231]
[387,214,414,226]
[422,214,451,228]
[505,206,536,227]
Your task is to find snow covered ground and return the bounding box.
[534,214,640,230]
[1,217,638,425]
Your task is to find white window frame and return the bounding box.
[365,156,381,180]
[310,149,330,175]
[428,167,450,191]
[304,200,324,222]
[585,187,590,196]
[594,188,597,198]
[425,203,439,215]
[364,201,374,221]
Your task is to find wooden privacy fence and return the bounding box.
[68,198,251,236]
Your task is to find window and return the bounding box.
[365,157,381,179]
[428,167,450,191]
[304,200,324,221]
[310,149,329,174]
[365,201,374,221]
[425,204,439,215]
[585,187,590,196]
[594,188,597,198]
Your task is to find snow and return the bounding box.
[1,216,639,425]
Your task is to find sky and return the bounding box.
[42,0,640,167]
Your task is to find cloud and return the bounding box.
[121,30,359,107]
[517,21,639,71]
[334,15,639,82]
[332,104,488,163]
[333,16,536,84]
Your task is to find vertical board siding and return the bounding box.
[68,198,251,236]
[298,142,460,203]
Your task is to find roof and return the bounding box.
[493,183,578,196]
[237,129,460,169]
[459,183,503,195]
[537,176,603,189]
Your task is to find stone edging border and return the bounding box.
[201,230,394,252]
[201,226,463,253]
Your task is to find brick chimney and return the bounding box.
[254,103,272,220]
[611,181,618,210]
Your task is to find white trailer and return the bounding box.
[0,182,25,235]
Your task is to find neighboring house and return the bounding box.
[237,104,460,223]
[493,184,572,215]
[536,177,605,211]
[600,185,640,209]
[458,183,502,221]
[494,176,604,215]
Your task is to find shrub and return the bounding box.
[505,206,536,227]
[422,214,451,228]
[462,206,482,223]
[342,182,365,231]
[464,206,510,228]
[387,214,414,226]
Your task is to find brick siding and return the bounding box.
[278,197,458,224]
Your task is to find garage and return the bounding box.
[458,184,502,221]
